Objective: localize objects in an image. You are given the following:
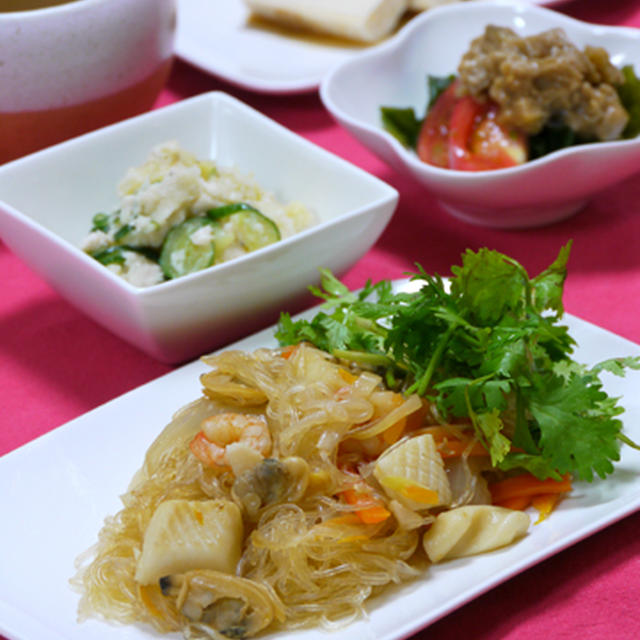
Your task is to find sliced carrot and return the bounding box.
[495,495,532,511]
[489,473,572,505]
[438,439,489,459]
[421,425,489,459]
[342,488,391,524]
[138,584,164,618]
[382,416,406,445]
[355,505,392,524]
[401,483,440,505]
[532,493,562,524]
[279,344,299,359]
[404,398,432,432]
[338,367,358,384]
[379,476,440,505]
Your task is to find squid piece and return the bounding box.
[160,570,285,638]
[422,505,530,563]
[373,433,452,510]
[135,499,243,585]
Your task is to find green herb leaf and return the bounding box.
[427,74,456,109]
[91,212,110,233]
[527,120,580,160]
[380,106,423,148]
[618,65,640,139]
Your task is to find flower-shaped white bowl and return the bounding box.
[0,92,398,363]
[320,0,640,228]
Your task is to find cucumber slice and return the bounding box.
[207,203,281,252]
[159,217,218,279]
[206,202,256,220]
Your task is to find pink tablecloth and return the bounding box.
[2,0,640,638]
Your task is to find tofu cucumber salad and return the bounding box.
[81,143,314,287]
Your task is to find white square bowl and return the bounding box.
[0,92,398,363]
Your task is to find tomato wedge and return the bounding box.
[448,96,526,171]
[416,81,459,168]
[418,83,527,171]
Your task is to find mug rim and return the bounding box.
[0,0,147,20]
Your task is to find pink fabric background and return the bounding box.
[1,0,639,638]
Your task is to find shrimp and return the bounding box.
[190,413,272,476]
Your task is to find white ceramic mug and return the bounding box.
[0,0,176,164]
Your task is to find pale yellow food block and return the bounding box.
[374,433,452,510]
[135,499,243,584]
[422,505,530,562]
[244,0,409,42]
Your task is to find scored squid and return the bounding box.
[374,433,452,511]
[422,505,530,563]
[135,499,243,585]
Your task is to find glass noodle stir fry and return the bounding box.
[74,246,639,639]
[81,142,314,287]
[381,26,640,170]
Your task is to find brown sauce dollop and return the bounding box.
[457,25,628,141]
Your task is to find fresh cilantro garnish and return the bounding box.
[275,243,639,482]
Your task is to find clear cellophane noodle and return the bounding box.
[73,344,479,637]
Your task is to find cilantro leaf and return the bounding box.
[526,371,622,481]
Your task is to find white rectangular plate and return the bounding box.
[1,279,639,640]
[174,0,563,94]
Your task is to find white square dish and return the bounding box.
[0,92,398,363]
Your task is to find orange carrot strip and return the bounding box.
[342,488,391,524]
[401,483,440,505]
[404,399,431,432]
[338,367,358,384]
[279,344,299,359]
[421,425,489,459]
[495,495,532,511]
[532,493,561,524]
[382,416,406,445]
[355,505,392,524]
[489,473,572,505]
[138,585,164,619]
[438,439,489,459]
